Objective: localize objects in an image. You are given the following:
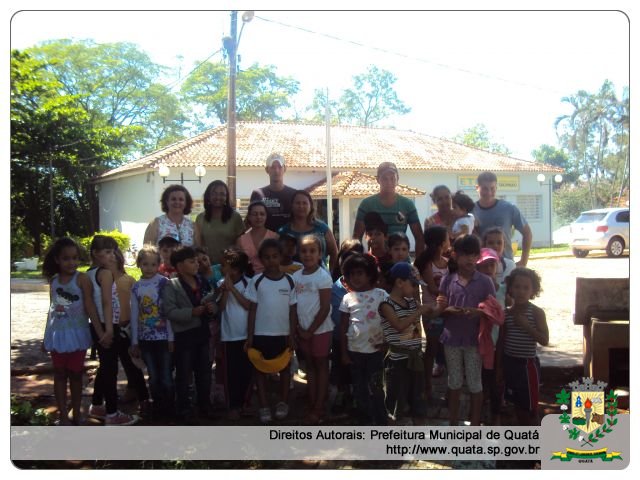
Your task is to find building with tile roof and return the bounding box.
[96,121,563,250]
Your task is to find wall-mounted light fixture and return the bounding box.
[157,164,207,184]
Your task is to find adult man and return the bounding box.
[250,153,297,232]
[352,161,425,257]
[472,171,532,267]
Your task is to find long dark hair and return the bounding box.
[414,225,448,275]
[42,237,80,282]
[203,180,233,223]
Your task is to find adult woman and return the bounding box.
[424,185,455,235]
[194,180,245,265]
[143,185,195,246]
[277,190,338,273]
[236,201,279,274]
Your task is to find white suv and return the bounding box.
[569,207,629,258]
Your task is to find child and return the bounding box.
[329,240,364,413]
[363,211,390,265]
[380,262,434,423]
[437,234,496,426]
[339,253,388,425]
[217,247,253,420]
[237,200,279,274]
[87,235,139,425]
[129,245,175,419]
[475,248,506,425]
[292,235,334,424]
[158,235,181,278]
[482,227,516,285]
[414,225,450,399]
[162,246,218,423]
[498,267,549,426]
[42,237,106,425]
[244,238,297,423]
[279,233,303,275]
[387,232,411,264]
[110,247,150,414]
[451,190,476,238]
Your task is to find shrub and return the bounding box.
[79,230,131,254]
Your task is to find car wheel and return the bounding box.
[606,237,625,257]
[572,248,589,258]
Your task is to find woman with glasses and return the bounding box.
[143,184,195,247]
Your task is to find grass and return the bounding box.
[529,244,570,255]
[11,265,141,281]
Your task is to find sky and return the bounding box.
[9,7,630,161]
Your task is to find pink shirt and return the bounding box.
[236,229,278,274]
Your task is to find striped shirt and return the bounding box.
[503,302,538,358]
[380,297,423,361]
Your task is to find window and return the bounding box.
[516,195,542,220]
[615,210,630,223]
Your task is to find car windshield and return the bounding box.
[575,212,607,223]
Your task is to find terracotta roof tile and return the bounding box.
[306,171,425,198]
[98,122,563,180]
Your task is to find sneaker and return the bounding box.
[274,401,289,420]
[258,407,272,423]
[105,411,139,426]
[89,404,106,420]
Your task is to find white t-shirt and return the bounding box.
[217,276,251,342]
[244,273,297,336]
[452,213,475,235]
[292,267,333,335]
[497,256,516,284]
[339,288,388,353]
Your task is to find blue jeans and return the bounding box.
[349,350,387,425]
[384,357,427,419]
[139,340,174,412]
[174,331,211,417]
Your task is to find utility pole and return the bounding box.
[226,10,238,207]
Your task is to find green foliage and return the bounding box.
[532,144,575,184]
[556,389,570,404]
[11,219,34,261]
[79,229,131,253]
[553,184,593,226]
[180,61,300,130]
[307,65,410,127]
[11,396,52,426]
[452,123,511,155]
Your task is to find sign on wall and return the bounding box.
[457,175,520,191]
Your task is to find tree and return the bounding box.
[531,144,575,185]
[553,184,592,226]
[179,62,300,131]
[308,65,410,127]
[554,80,628,208]
[452,123,511,155]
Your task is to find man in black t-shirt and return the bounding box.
[250,152,297,232]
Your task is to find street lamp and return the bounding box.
[157,164,207,184]
[224,10,254,208]
[537,173,563,247]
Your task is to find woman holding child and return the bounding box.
[144,184,195,247]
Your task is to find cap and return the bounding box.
[477,248,499,264]
[158,235,181,246]
[376,161,399,178]
[266,152,285,168]
[388,262,426,286]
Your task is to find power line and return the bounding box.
[164,47,224,91]
[255,15,565,96]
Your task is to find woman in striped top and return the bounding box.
[497,267,549,426]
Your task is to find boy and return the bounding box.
[162,246,217,423]
[279,233,303,275]
[379,262,434,424]
[158,235,181,278]
[363,211,390,265]
[388,232,411,264]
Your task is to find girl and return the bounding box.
[87,235,139,426]
[387,232,411,264]
[292,235,334,424]
[217,247,253,420]
[339,253,388,425]
[129,245,175,419]
[437,234,495,426]
[236,200,279,275]
[111,248,150,414]
[498,267,549,426]
[244,238,297,423]
[414,225,450,399]
[451,190,476,238]
[482,227,516,285]
[42,238,107,425]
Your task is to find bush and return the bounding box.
[79,230,131,254]
[10,220,33,261]
[11,396,52,426]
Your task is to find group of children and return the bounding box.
[41,210,548,427]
